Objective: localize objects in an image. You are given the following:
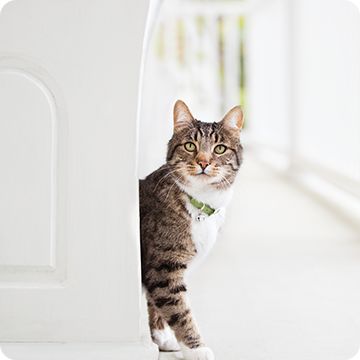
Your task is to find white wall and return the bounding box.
[246,0,290,152]
[247,0,360,185]
[0,2,156,356]
[293,0,360,181]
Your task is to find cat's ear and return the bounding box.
[173,100,194,132]
[220,106,244,132]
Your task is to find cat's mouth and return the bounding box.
[192,169,213,178]
[194,165,212,176]
[184,165,215,179]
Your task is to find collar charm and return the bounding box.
[188,195,216,222]
[196,213,207,222]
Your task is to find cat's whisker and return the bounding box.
[164,176,181,202]
[223,177,231,187]
[153,168,179,192]
[215,173,231,189]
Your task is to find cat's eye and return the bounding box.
[214,144,227,154]
[184,142,196,152]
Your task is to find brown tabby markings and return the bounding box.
[140,100,243,351]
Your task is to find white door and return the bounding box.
[0,0,155,356]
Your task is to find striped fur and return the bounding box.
[140,100,243,356]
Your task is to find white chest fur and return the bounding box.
[187,206,225,271]
[178,182,233,272]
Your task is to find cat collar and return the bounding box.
[188,195,216,216]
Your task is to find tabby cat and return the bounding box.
[140,100,244,360]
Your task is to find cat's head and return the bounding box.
[167,100,244,189]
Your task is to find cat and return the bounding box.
[140,100,244,360]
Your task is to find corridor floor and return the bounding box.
[157,155,360,360]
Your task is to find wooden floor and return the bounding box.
[157,155,360,360]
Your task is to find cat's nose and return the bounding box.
[197,160,210,170]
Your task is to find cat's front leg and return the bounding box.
[147,270,214,360]
[146,297,180,352]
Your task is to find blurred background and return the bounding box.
[139,0,360,359]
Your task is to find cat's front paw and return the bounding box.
[181,346,215,360]
[152,327,180,352]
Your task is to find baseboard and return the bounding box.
[0,342,159,360]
